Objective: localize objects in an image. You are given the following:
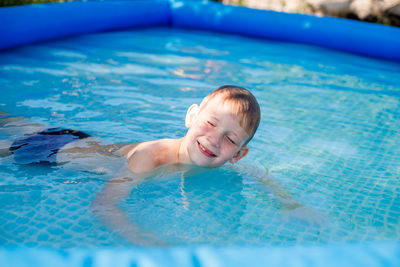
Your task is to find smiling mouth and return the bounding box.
[197,141,217,158]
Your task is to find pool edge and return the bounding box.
[0,0,399,62]
[1,242,400,267]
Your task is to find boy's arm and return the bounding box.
[91,147,165,246]
[229,162,327,226]
[231,162,303,210]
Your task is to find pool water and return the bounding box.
[0,27,399,247]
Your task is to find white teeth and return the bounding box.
[200,143,207,152]
[198,142,215,156]
[198,141,215,156]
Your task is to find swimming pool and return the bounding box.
[1,0,400,266]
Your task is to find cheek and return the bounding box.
[222,140,238,154]
[194,122,211,134]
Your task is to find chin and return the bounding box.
[190,156,216,168]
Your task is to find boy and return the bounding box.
[92,85,261,245]
[0,85,260,245]
[1,85,322,246]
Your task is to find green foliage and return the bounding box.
[0,0,68,7]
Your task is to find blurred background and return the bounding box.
[1,0,399,26]
[217,0,400,26]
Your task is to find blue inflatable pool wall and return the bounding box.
[0,0,400,62]
[1,1,400,266]
[0,1,170,50]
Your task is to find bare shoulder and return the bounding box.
[124,139,177,174]
[119,142,143,158]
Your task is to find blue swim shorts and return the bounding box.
[9,128,90,164]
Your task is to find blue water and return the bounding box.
[0,27,399,247]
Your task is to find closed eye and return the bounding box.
[207,120,215,127]
[226,136,236,145]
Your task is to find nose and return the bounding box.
[207,129,222,148]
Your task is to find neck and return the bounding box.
[175,137,190,165]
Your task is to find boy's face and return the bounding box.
[184,95,249,167]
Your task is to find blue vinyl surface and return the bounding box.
[1,242,400,267]
[171,1,400,62]
[0,1,170,50]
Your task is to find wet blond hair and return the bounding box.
[200,85,260,145]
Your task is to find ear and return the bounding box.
[185,104,200,128]
[229,146,249,163]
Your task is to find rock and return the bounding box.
[320,1,351,17]
[350,0,373,19]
